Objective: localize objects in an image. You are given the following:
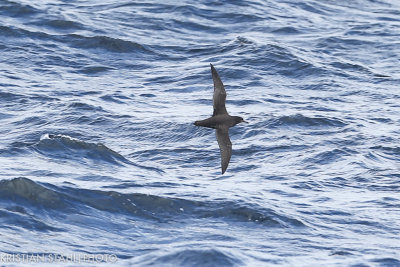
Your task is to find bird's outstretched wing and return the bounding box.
[211,64,228,116]
[216,127,232,174]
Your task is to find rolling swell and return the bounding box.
[29,134,161,173]
[31,134,130,166]
[0,177,63,208]
[0,177,305,228]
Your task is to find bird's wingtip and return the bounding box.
[210,64,218,76]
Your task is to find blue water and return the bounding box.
[1,0,400,266]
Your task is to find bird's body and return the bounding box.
[194,115,243,129]
[194,64,246,174]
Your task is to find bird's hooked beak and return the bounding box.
[242,119,249,124]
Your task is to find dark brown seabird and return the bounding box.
[194,64,247,174]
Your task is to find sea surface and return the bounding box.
[1,0,400,266]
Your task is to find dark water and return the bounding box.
[1,0,400,266]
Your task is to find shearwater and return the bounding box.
[194,64,247,174]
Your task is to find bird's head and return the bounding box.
[235,116,248,125]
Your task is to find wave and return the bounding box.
[4,133,162,173]
[225,39,326,78]
[0,178,306,228]
[371,145,400,155]
[63,34,151,54]
[32,18,85,31]
[202,204,305,227]
[0,25,153,58]
[67,102,106,112]
[269,114,347,128]
[0,0,40,18]
[166,35,325,79]
[272,26,301,34]
[371,257,400,266]
[0,91,23,101]
[316,36,376,51]
[0,24,50,40]
[77,65,115,75]
[0,207,62,232]
[370,145,400,161]
[305,148,351,165]
[142,249,243,266]
[30,134,139,169]
[0,177,64,208]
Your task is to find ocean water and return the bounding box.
[1,0,400,266]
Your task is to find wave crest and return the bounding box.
[32,134,130,165]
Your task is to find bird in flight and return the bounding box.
[194,64,247,174]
